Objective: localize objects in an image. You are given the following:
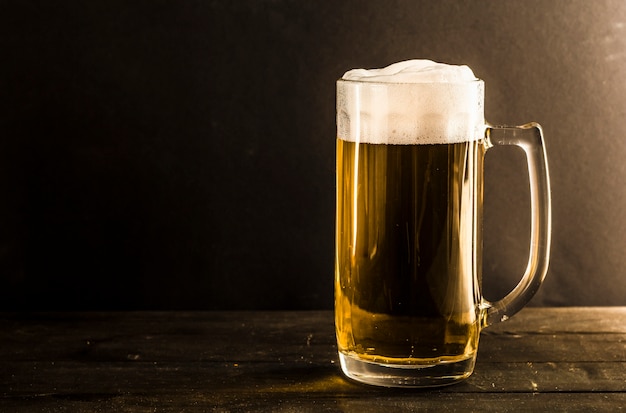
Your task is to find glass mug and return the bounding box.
[335,61,551,387]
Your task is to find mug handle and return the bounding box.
[482,123,552,327]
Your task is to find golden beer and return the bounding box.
[335,138,484,369]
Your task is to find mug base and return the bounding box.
[338,351,476,388]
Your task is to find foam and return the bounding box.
[337,60,484,145]
[342,59,477,83]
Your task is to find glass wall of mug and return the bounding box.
[335,79,486,387]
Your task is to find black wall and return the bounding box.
[2,0,626,309]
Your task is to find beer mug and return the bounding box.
[335,60,551,387]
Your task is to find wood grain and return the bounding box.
[1,308,625,412]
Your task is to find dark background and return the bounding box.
[2,0,625,310]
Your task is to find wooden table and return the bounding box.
[1,308,625,412]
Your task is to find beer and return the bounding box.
[335,138,484,366]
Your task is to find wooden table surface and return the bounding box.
[1,307,625,412]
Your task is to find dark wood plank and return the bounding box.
[3,359,626,395]
[0,311,337,362]
[485,307,626,334]
[1,308,625,411]
[2,388,625,412]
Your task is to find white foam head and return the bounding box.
[337,60,484,145]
